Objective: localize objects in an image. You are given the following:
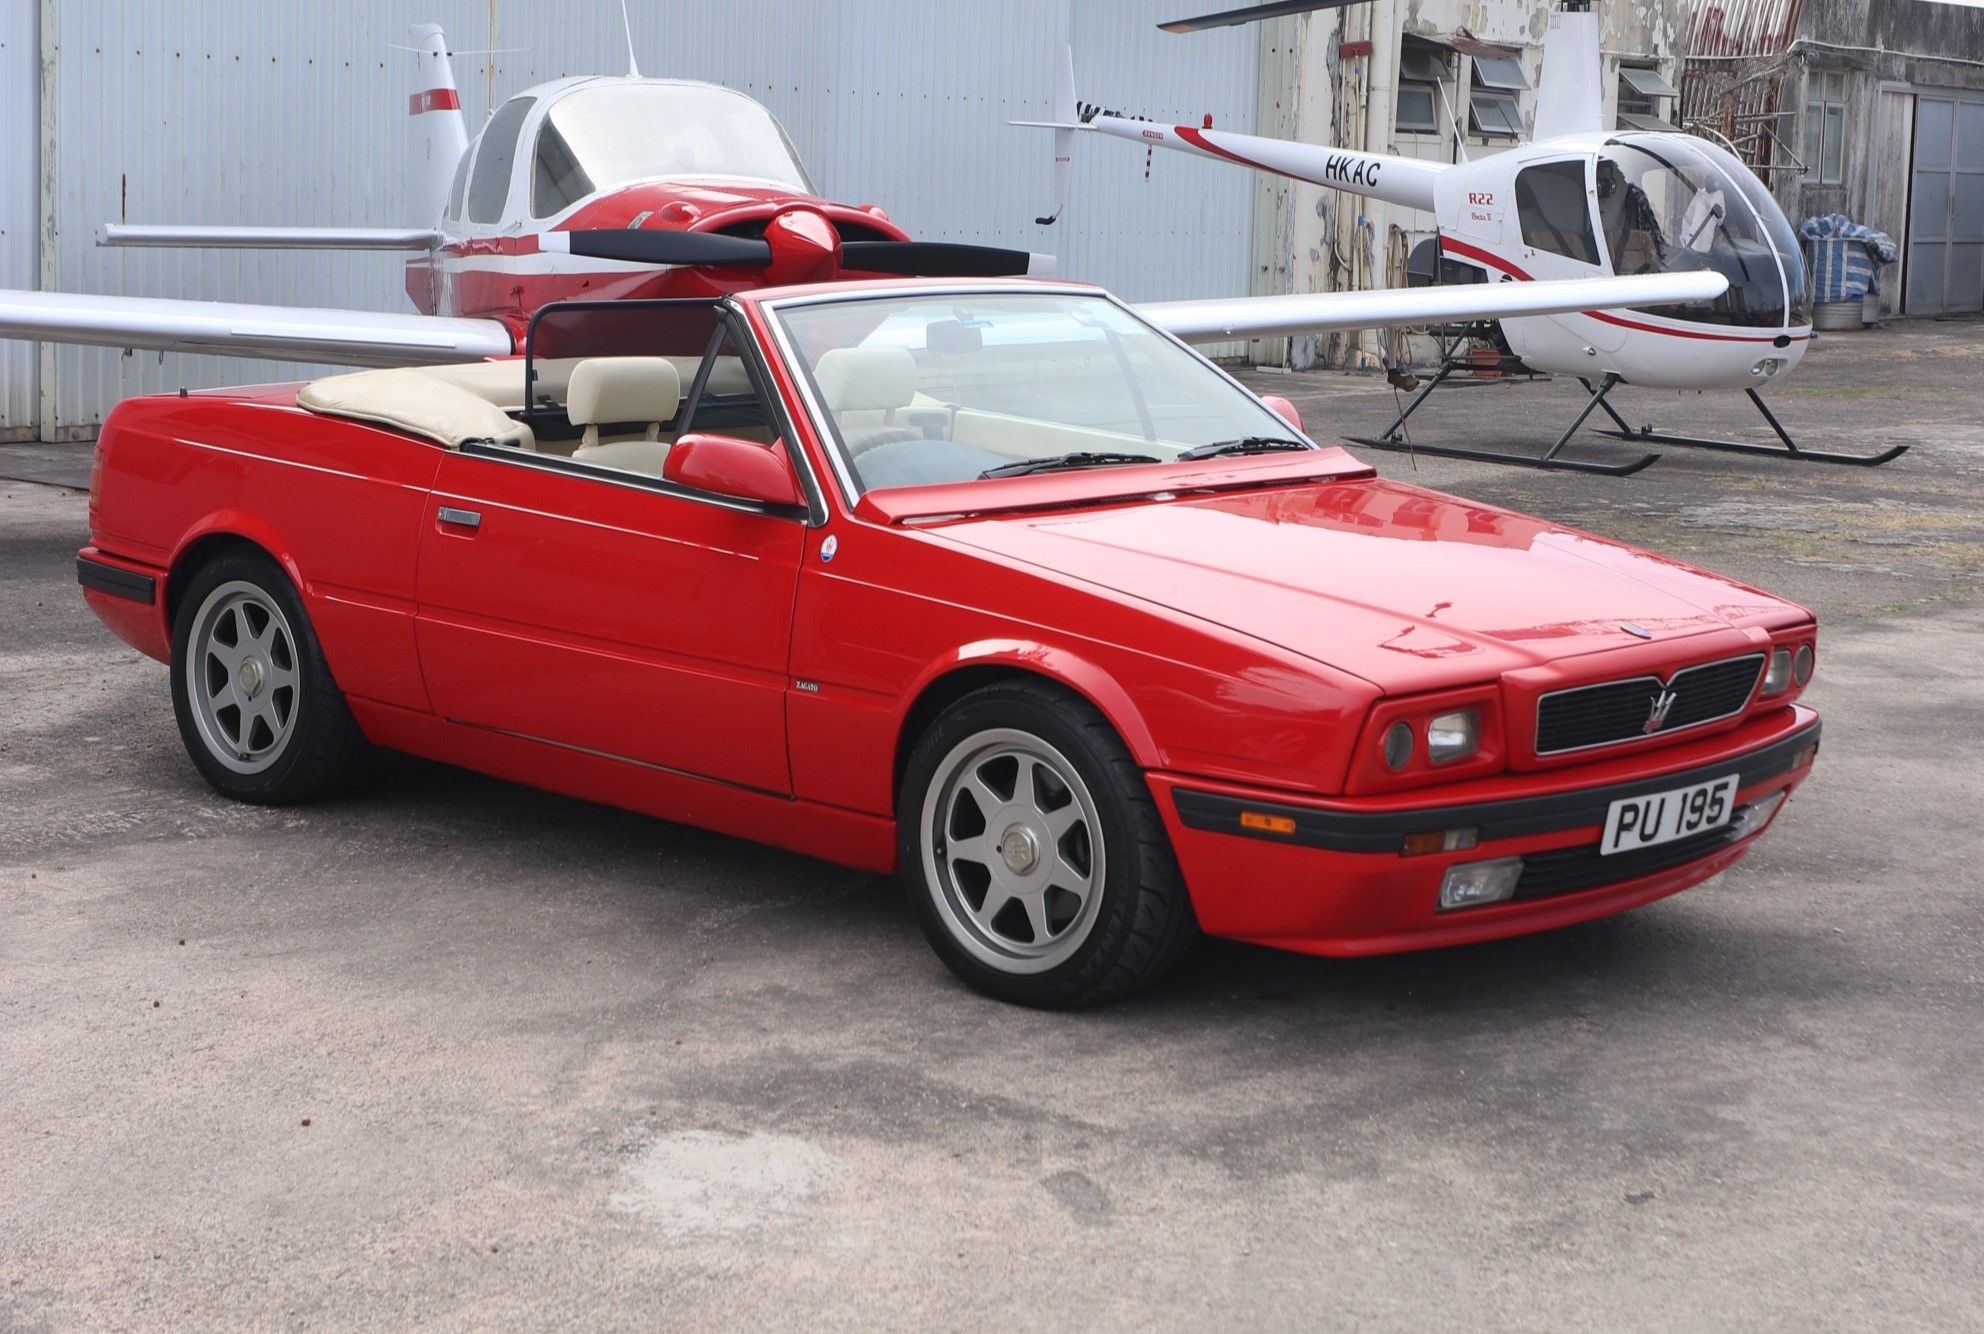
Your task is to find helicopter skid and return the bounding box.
[1346,435,1660,477]
[1588,387,1910,467]
[1590,429,1909,467]
[1350,364,1660,476]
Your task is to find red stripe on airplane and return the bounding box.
[439,236,544,258]
[1436,235,1812,344]
[409,89,462,115]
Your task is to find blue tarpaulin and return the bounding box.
[1799,213,1898,303]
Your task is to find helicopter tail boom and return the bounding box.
[1084,115,1441,211]
[1015,43,1444,222]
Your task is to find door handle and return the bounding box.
[436,506,482,531]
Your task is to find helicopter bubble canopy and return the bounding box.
[1596,134,1810,330]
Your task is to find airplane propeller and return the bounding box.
[558,228,1043,277]
[840,241,1041,277]
[560,229,776,267]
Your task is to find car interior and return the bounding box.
[295,348,778,479]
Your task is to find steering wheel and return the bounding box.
[845,427,927,459]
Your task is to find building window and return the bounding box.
[1468,52,1529,139]
[1617,63,1679,131]
[1804,69,1846,184]
[1397,36,1453,135]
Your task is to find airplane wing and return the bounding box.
[0,271,1725,372]
[0,291,512,368]
[98,225,443,250]
[1137,271,1729,342]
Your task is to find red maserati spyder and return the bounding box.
[77,281,1819,1006]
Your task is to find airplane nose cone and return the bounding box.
[764,208,840,284]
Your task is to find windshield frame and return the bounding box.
[756,284,1320,508]
[529,80,816,215]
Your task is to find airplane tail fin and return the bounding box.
[406,23,470,227]
[1532,7,1603,140]
[1010,45,1080,225]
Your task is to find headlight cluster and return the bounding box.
[1351,690,1503,793]
[1384,709,1482,770]
[1761,640,1816,697]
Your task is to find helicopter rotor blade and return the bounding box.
[1159,0,1366,34]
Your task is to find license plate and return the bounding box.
[1600,774,1739,856]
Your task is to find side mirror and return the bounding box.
[1261,394,1304,433]
[663,432,803,508]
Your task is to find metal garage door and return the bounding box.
[1907,93,1984,315]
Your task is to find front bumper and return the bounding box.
[1149,705,1819,956]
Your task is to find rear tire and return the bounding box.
[170,549,369,804]
[899,680,1198,1008]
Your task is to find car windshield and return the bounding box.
[531,82,813,216]
[1597,134,1809,328]
[771,291,1312,494]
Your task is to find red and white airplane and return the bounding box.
[1026,1,1906,473]
[0,21,1728,377]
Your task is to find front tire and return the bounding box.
[899,680,1198,1007]
[170,549,368,804]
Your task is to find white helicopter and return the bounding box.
[1022,0,1906,475]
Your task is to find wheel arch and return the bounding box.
[891,642,1162,812]
[164,513,305,627]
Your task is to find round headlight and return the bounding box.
[1762,648,1792,695]
[1793,643,1814,685]
[1382,720,1415,771]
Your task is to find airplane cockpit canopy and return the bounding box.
[1596,134,1810,329]
[529,81,815,217]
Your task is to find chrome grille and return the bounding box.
[1535,653,1765,756]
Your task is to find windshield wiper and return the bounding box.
[1173,436,1309,461]
[979,451,1161,479]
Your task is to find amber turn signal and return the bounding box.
[1239,810,1297,836]
[1400,828,1479,857]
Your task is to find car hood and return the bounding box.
[922,477,1801,690]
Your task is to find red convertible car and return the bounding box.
[77,280,1819,1006]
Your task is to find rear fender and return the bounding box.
[168,509,309,615]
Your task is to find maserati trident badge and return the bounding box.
[1643,687,1679,734]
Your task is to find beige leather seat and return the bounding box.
[567,356,682,475]
[814,346,920,450]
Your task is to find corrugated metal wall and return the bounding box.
[0,4,36,438]
[7,1,1264,437]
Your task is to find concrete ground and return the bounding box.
[3,319,1981,1330]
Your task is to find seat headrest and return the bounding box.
[566,357,682,427]
[815,346,918,413]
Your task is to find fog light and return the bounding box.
[1727,790,1787,841]
[1382,720,1415,771]
[1426,708,1480,765]
[1762,648,1792,695]
[1793,643,1814,685]
[1438,856,1524,911]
